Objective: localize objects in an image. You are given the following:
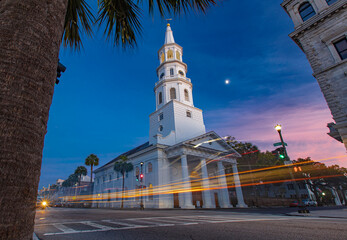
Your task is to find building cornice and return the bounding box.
[154,77,193,91]
[313,59,347,77]
[149,99,202,118]
[156,60,188,73]
[289,2,347,50]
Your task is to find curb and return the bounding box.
[285,213,347,219]
[33,232,40,240]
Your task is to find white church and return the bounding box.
[92,24,247,209]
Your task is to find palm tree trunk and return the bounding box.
[91,165,93,183]
[121,173,125,209]
[0,0,68,239]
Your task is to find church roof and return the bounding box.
[94,142,152,173]
[164,24,175,44]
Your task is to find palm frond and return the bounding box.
[63,0,95,50]
[145,0,217,17]
[97,0,143,48]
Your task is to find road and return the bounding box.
[35,208,347,240]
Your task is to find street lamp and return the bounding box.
[140,162,144,210]
[274,124,304,211]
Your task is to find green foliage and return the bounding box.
[75,166,88,177]
[62,173,79,187]
[114,155,134,175]
[63,0,95,50]
[85,154,99,167]
[63,0,217,50]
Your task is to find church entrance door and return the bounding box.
[214,193,220,208]
[173,193,180,208]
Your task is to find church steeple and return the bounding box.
[149,24,206,146]
[164,24,175,44]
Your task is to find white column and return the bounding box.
[180,155,194,209]
[201,159,214,208]
[232,163,248,208]
[217,161,232,208]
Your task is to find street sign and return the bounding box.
[273,142,287,147]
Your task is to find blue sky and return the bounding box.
[39,0,346,188]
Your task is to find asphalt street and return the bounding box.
[35,207,347,240]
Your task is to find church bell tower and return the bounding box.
[149,24,206,145]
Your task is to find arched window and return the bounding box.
[299,2,316,22]
[135,166,140,176]
[170,88,176,99]
[158,92,163,104]
[176,51,181,60]
[167,49,173,59]
[326,0,337,5]
[160,52,165,63]
[178,70,184,76]
[148,163,153,173]
[160,72,165,79]
[170,68,174,76]
[184,89,189,101]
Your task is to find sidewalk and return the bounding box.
[286,207,347,219]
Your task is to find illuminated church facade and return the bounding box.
[92,25,247,209]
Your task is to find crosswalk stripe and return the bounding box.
[53,224,78,233]
[81,221,115,230]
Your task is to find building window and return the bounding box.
[298,182,306,189]
[299,2,316,22]
[135,167,140,176]
[170,88,176,99]
[159,113,163,121]
[179,70,184,76]
[334,37,347,60]
[184,89,189,101]
[148,163,153,173]
[287,184,294,190]
[160,72,165,79]
[326,0,337,5]
[160,52,165,63]
[170,68,174,76]
[109,174,112,181]
[103,176,106,182]
[186,111,192,118]
[159,125,163,132]
[167,49,173,59]
[176,51,181,60]
[158,92,163,104]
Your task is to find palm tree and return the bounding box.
[85,154,100,183]
[114,155,134,208]
[74,166,88,185]
[0,1,216,238]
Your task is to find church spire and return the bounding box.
[164,23,175,44]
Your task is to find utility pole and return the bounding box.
[275,125,306,212]
[140,162,144,210]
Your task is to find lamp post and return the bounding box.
[274,124,304,210]
[140,162,144,210]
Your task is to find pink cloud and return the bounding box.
[205,102,347,168]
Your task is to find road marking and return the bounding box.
[40,215,325,236]
[53,224,78,234]
[81,221,115,230]
[102,219,147,228]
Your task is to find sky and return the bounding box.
[39,0,347,189]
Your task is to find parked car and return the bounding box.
[289,201,298,207]
[302,199,317,207]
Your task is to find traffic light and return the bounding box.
[140,174,144,180]
[272,147,286,159]
[136,175,139,181]
[56,61,66,85]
